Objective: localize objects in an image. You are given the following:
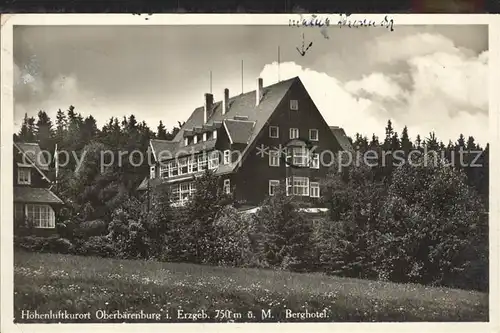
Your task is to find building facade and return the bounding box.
[13,142,63,235]
[138,76,352,208]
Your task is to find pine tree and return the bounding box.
[415,135,422,150]
[384,119,394,150]
[36,110,55,151]
[425,132,439,151]
[466,136,477,150]
[55,109,67,144]
[81,115,98,144]
[391,132,400,151]
[369,134,380,149]
[18,113,33,142]
[457,134,466,148]
[401,126,412,154]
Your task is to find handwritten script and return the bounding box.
[289,14,395,32]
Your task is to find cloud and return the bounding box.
[259,33,488,145]
[371,32,475,65]
[260,61,386,141]
[14,70,108,127]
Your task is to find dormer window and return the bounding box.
[184,137,189,146]
[213,130,218,139]
[194,135,198,144]
[203,133,207,142]
[18,167,31,185]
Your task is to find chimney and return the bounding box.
[256,78,263,106]
[204,93,213,123]
[222,88,229,115]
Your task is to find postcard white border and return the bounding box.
[1,13,499,333]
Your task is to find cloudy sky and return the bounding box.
[14,24,488,145]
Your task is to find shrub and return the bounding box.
[14,236,73,254]
[177,170,233,264]
[74,219,108,238]
[317,154,489,291]
[74,235,115,258]
[252,188,314,272]
[212,206,255,267]
[108,197,151,259]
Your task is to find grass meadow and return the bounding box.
[13,251,488,323]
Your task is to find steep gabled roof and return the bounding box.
[14,142,52,183]
[224,119,256,144]
[150,138,217,161]
[330,126,353,152]
[14,142,49,170]
[149,77,297,165]
[150,139,178,160]
[174,76,297,143]
[14,187,63,204]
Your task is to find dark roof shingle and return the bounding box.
[224,119,255,144]
[149,77,297,167]
[14,187,63,204]
[330,126,353,152]
[15,142,49,171]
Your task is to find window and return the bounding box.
[184,137,189,146]
[197,154,208,171]
[223,179,231,194]
[171,181,196,205]
[171,185,179,202]
[187,156,196,173]
[208,151,219,169]
[203,133,207,142]
[159,164,169,178]
[150,165,156,179]
[269,150,280,167]
[17,168,31,185]
[290,99,299,110]
[310,182,320,198]
[286,176,309,196]
[309,129,319,141]
[26,204,55,228]
[168,161,178,177]
[179,182,195,204]
[289,128,299,139]
[213,130,218,139]
[269,126,279,138]
[311,153,320,169]
[223,150,231,165]
[194,136,198,144]
[269,180,280,196]
[287,147,309,167]
[178,158,188,175]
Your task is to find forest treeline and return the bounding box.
[14,106,489,291]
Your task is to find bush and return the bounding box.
[212,206,255,267]
[108,197,151,259]
[14,236,73,254]
[74,219,108,238]
[74,236,115,258]
[317,154,489,291]
[252,188,314,272]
